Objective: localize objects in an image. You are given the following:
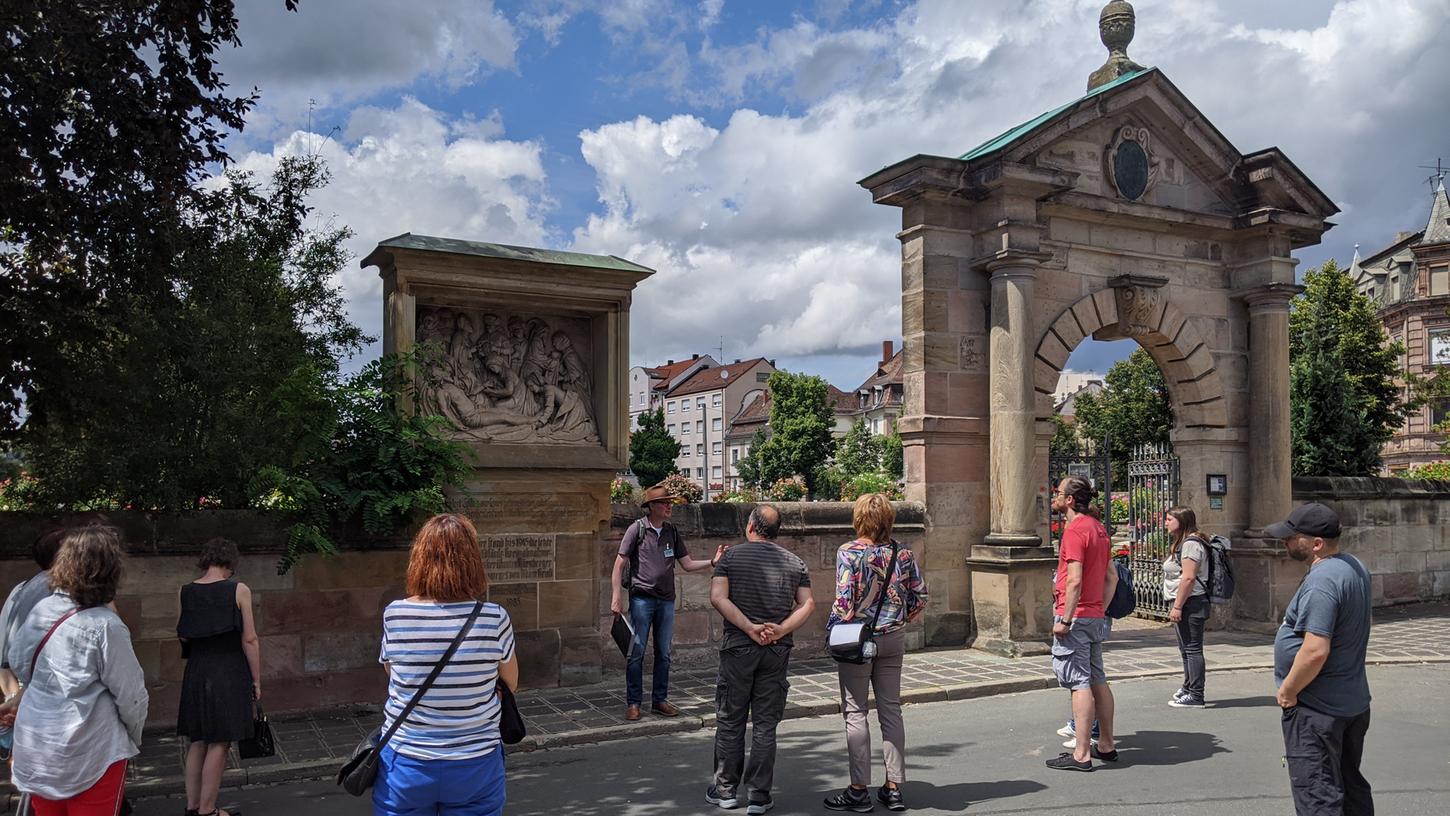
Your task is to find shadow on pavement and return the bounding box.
[904,778,1048,812]
[1111,729,1226,767]
[1209,695,1276,709]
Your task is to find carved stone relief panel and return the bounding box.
[415,305,600,445]
[1112,281,1163,338]
[1105,125,1161,201]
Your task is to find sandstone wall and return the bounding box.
[0,502,924,727]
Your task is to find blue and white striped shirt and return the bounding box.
[379,599,515,760]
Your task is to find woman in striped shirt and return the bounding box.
[375,514,519,816]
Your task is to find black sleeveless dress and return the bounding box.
[176,580,253,742]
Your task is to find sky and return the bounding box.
[215,0,1450,389]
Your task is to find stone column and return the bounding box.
[1243,284,1299,530]
[966,252,1057,656]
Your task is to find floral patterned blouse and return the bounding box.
[829,539,929,635]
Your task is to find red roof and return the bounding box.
[827,385,857,414]
[854,349,904,392]
[646,358,701,388]
[667,358,771,398]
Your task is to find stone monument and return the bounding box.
[364,233,652,686]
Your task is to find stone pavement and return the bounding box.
[113,602,1449,797]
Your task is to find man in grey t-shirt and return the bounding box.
[1265,502,1373,815]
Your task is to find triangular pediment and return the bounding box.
[965,69,1338,223]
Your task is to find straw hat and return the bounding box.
[639,484,680,508]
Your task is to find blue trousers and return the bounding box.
[373,744,506,816]
[626,593,675,706]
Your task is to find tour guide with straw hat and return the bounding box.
[610,483,723,721]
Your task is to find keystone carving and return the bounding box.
[1109,275,1168,338]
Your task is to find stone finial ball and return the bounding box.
[1099,1,1136,52]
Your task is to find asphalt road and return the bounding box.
[132,664,1448,815]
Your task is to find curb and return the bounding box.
[128,655,1450,799]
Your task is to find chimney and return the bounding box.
[881,340,894,363]
[667,359,675,366]
[734,359,741,364]
[692,353,699,360]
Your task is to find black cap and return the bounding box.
[1264,502,1341,540]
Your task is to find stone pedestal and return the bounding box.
[364,234,652,688]
[1227,534,1306,633]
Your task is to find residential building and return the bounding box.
[852,341,904,435]
[627,354,717,430]
[662,358,776,498]
[1055,378,1105,420]
[1052,370,1106,408]
[1352,177,1450,472]
[723,384,858,490]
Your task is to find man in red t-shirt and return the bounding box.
[1046,476,1119,772]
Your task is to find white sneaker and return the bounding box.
[1063,737,1099,749]
[1056,723,1075,738]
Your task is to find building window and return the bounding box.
[1432,399,1450,429]
[680,399,690,412]
[696,467,704,478]
[712,418,722,431]
[712,394,722,407]
[667,401,676,414]
[731,449,740,463]
[1391,275,1400,301]
[638,391,645,406]
[682,423,691,434]
[667,423,676,434]
[696,397,705,410]
[1434,265,1450,297]
[712,442,722,454]
[756,372,769,383]
[682,447,691,457]
[712,466,722,479]
[696,420,704,435]
[1432,331,1450,366]
[695,444,704,456]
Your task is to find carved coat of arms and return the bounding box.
[1105,125,1160,201]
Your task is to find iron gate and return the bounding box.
[1126,442,1180,619]
[1047,435,1112,550]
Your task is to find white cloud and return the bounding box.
[221,0,518,143]
[571,0,1450,383]
[226,98,553,352]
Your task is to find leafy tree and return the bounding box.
[881,431,904,481]
[747,371,836,497]
[2,0,299,432]
[1288,259,1408,475]
[249,349,471,573]
[835,419,882,479]
[1049,414,1079,456]
[1073,349,1173,471]
[14,156,366,509]
[629,408,680,487]
[735,428,771,489]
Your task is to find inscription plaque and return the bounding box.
[480,534,556,582]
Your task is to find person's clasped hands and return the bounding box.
[746,622,783,646]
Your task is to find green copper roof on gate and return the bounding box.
[958,67,1151,162]
[375,233,655,274]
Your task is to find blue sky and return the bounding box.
[218,0,1450,389]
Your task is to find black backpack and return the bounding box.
[1106,561,1136,619]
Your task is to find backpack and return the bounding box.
[1198,534,1236,604]
[1106,561,1136,619]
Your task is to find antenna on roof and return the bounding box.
[1420,158,1447,190]
[715,336,725,363]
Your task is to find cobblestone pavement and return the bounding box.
[122,602,1450,796]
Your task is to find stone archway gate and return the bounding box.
[860,55,1337,654]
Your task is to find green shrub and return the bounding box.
[840,471,903,502]
[768,476,807,501]
[1401,461,1450,481]
[610,477,636,504]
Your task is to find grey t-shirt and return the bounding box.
[1273,553,1372,718]
[619,520,688,601]
[713,540,811,650]
[1162,538,1208,601]
[0,571,53,669]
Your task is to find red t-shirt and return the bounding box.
[1054,514,1111,619]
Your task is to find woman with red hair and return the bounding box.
[373,514,519,816]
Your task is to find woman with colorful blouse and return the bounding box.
[823,494,928,813]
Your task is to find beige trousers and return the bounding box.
[836,629,907,787]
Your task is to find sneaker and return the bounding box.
[706,786,740,809]
[877,786,906,812]
[824,787,874,812]
[1063,736,1098,749]
[1055,720,1076,738]
[1169,694,1206,708]
[1045,752,1093,772]
[1090,744,1120,762]
[746,797,775,815]
[1169,687,1188,703]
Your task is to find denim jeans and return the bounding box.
[626,593,675,706]
[1174,595,1210,697]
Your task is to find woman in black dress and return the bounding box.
[177,538,260,816]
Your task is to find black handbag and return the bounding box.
[337,601,484,796]
[237,702,276,759]
[826,540,900,665]
[497,680,526,745]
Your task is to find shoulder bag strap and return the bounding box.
[30,608,80,675]
[866,540,901,632]
[377,601,483,750]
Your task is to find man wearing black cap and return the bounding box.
[1265,502,1374,815]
